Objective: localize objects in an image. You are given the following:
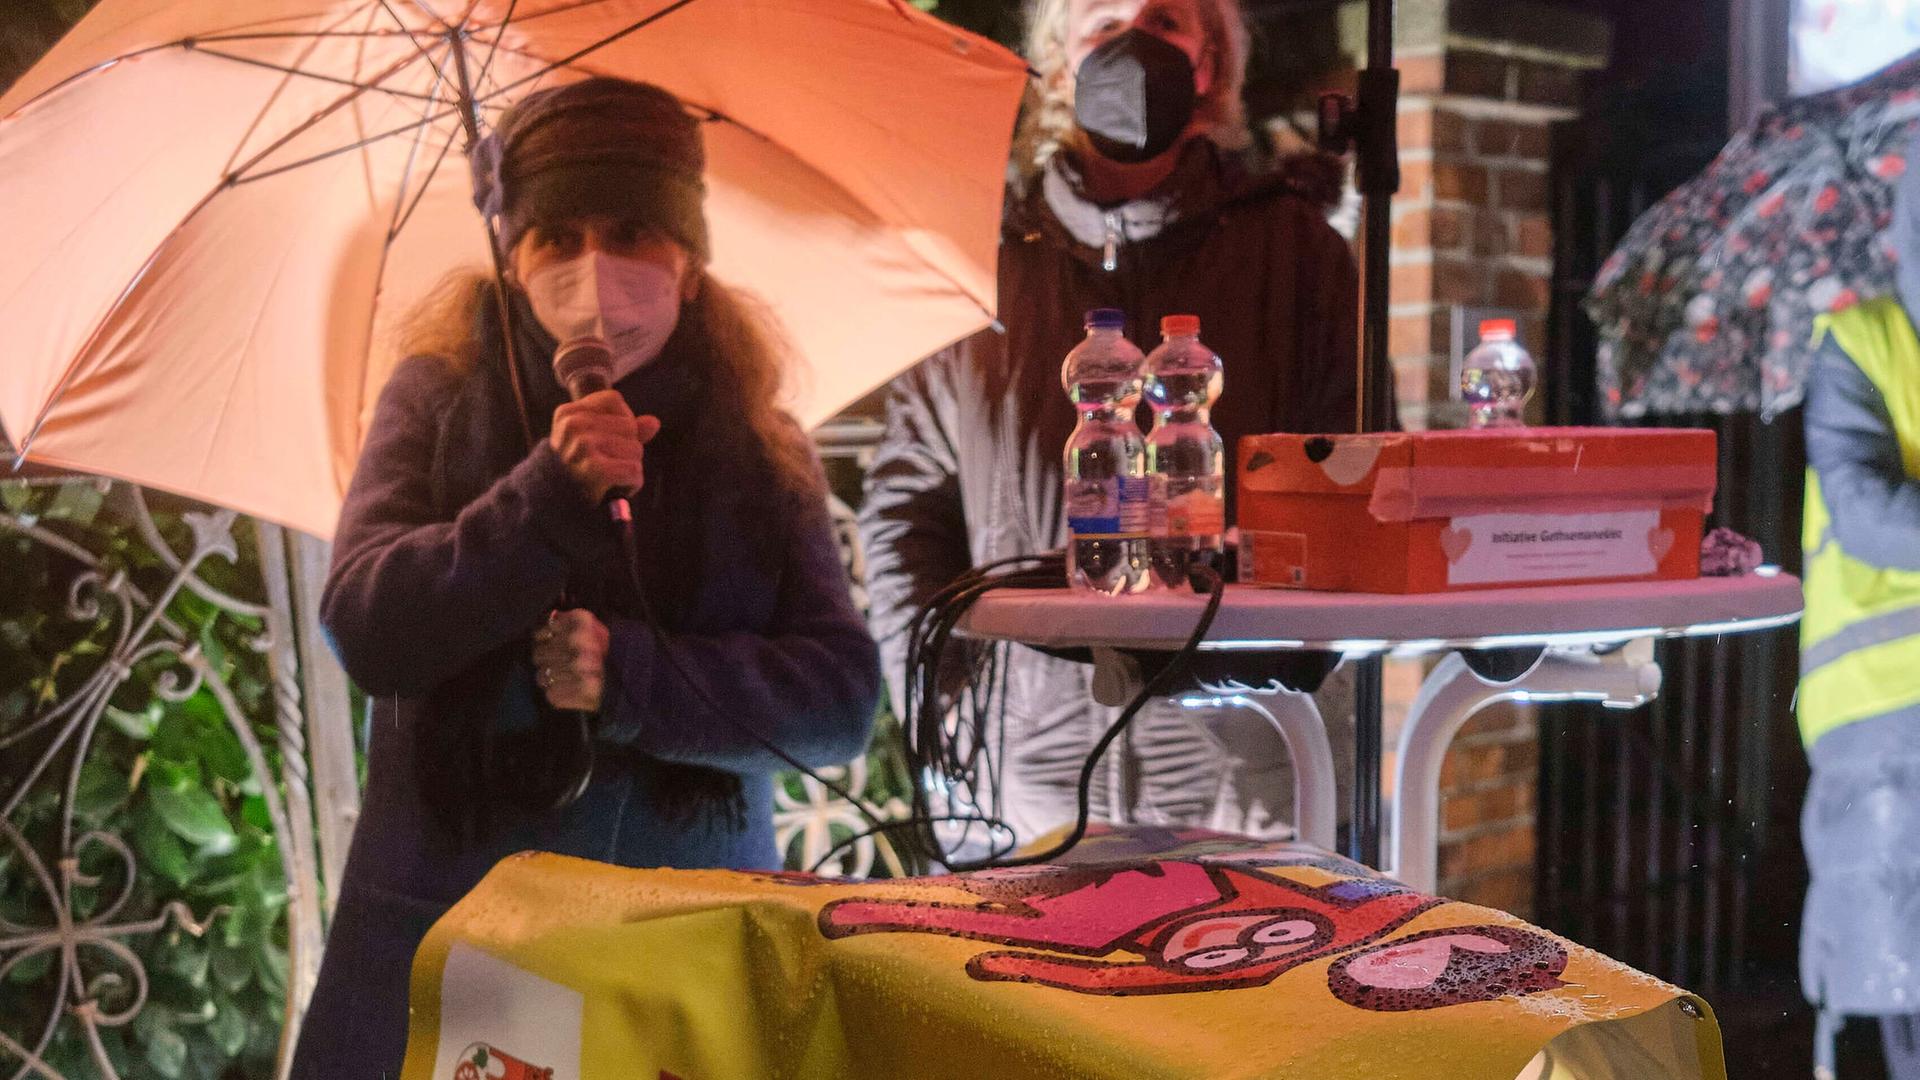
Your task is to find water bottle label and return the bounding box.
[1066,477,1121,536]
[1118,476,1150,535]
[1067,477,1150,538]
[1164,490,1225,537]
[1148,476,1224,537]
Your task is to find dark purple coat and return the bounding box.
[292,301,878,1077]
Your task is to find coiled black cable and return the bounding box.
[602,514,1226,876]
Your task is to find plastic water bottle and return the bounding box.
[1062,309,1149,595]
[1460,319,1538,428]
[1143,314,1225,590]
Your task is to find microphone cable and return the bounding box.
[809,558,1227,874]
[599,507,1020,877]
[593,503,1227,876]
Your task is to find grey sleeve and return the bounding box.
[856,353,974,713]
[1804,335,1920,571]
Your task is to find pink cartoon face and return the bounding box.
[818,855,1570,1009]
[820,859,1440,996]
[1150,908,1333,974]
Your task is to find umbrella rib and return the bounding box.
[470,0,521,98]
[2,1,406,121]
[391,121,465,240]
[352,20,483,463]
[474,0,704,102]
[184,44,454,104]
[222,39,454,187]
[374,0,455,85]
[2,43,176,120]
[467,0,625,36]
[188,28,426,42]
[386,53,455,240]
[464,36,778,148]
[407,0,461,36]
[8,192,220,469]
[228,103,463,187]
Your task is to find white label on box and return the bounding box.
[1444,509,1663,586]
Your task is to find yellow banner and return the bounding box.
[402,827,1725,1080]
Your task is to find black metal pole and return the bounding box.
[1348,0,1400,869]
[1358,0,1399,434]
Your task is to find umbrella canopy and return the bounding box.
[0,0,1027,537]
[1586,52,1920,421]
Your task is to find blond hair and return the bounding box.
[1013,0,1253,182]
[393,269,819,496]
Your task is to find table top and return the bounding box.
[958,571,1804,655]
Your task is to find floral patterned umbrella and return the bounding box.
[1588,52,1920,420]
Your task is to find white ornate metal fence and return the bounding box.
[0,479,352,1079]
[1,417,896,1077]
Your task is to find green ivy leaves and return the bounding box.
[0,480,292,1080]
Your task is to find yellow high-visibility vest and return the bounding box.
[1800,297,1920,746]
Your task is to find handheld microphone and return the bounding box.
[552,338,634,524]
[554,336,614,398]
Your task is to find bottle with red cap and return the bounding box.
[1460,319,1538,428]
[1143,313,1226,589]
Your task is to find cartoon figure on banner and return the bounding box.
[453,1043,554,1080]
[820,859,1567,1006]
[1329,924,1569,1011]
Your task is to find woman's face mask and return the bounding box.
[1072,27,1199,164]
[525,251,682,382]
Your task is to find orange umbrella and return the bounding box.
[0,0,1027,538]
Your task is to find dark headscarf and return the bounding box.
[471,77,711,261]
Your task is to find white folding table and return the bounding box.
[958,572,1803,892]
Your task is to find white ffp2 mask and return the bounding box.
[525,252,682,382]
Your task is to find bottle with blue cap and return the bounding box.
[1061,308,1149,595]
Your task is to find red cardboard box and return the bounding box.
[1235,428,1717,593]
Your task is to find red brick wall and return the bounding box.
[1388,39,1595,433]
[1382,28,1603,915]
[1435,703,1542,915]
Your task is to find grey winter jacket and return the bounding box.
[1800,329,1920,1020]
[858,143,1362,847]
[1798,134,1920,1019]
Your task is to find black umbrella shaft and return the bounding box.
[448,30,486,145]
[1350,0,1399,871]
[1358,1,1399,435]
[448,28,538,454]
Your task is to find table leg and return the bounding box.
[1351,656,1384,866]
[1388,646,1662,894]
[1179,691,1340,851]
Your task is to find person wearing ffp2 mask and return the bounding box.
[291,78,879,1079]
[859,0,1368,856]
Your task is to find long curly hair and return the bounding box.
[1013,0,1253,183]
[395,268,820,496]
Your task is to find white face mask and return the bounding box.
[524,251,683,382]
